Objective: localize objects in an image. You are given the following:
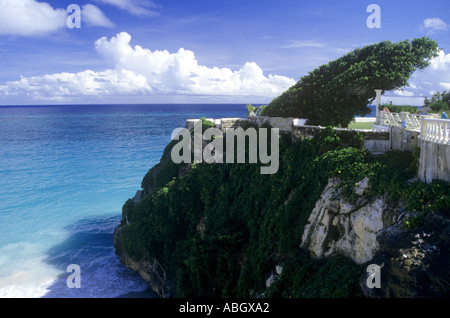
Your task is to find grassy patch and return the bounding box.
[348,121,375,130]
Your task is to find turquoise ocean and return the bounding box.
[0,104,376,298]
[0,104,249,298]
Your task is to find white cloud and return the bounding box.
[0,0,66,36]
[2,32,449,105]
[0,32,295,102]
[82,4,115,28]
[0,0,116,36]
[440,82,450,90]
[93,32,295,96]
[421,17,448,35]
[383,49,450,105]
[393,89,414,97]
[410,50,450,94]
[1,69,151,101]
[93,0,158,17]
[282,40,327,49]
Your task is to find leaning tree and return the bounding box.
[261,37,439,127]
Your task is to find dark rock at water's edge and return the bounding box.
[361,213,450,298]
[113,225,175,298]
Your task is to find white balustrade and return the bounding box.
[405,114,421,129]
[379,111,429,130]
[420,118,450,145]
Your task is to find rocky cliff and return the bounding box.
[113,125,449,298]
[300,177,450,297]
[361,213,450,297]
[301,177,398,264]
[115,174,449,297]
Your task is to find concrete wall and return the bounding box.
[248,116,297,133]
[220,118,249,130]
[186,118,250,131]
[390,126,420,152]
[388,125,450,183]
[291,125,390,154]
[362,139,391,155]
[187,116,302,134]
[186,117,390,154]
[291,125,321,140]
[418,138,450,183]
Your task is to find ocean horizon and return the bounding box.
[0,103,376,298]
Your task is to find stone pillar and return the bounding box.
[400,112,410,128]
[374,89,383,124]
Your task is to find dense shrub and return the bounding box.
[429,101,449,113]
[261,38,439,127]
[424,91,450,113]
[141,117,215,193]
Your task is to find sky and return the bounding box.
[0,0,449,105]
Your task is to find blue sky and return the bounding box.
[0,0,449,105]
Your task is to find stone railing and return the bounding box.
[379,111,422,129]
[420,118,450,145]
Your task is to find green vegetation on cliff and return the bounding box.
[117,124,449,298]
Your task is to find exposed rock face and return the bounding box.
[361,213,450,298]
[265,265,283,288]
[113,225,174,298]
[301,177,450,297]
[301,177,401,264]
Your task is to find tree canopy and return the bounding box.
[260,37,439,127]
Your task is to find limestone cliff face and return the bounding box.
[300,177,450,297]
[301,177,402,264]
